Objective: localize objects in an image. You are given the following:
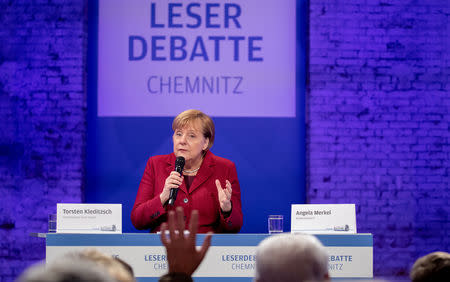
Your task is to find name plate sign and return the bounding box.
[291,204,356,234]
[56,204,122,234]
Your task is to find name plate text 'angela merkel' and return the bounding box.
[291,204,356,234]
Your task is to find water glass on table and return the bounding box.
[268,215,283,234]
[48,214,57,233]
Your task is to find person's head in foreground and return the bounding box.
[17,249,135,282]
[16,257,112,282]
[254,233,330,282]
[410,251,450,282]
[75,249,135,282]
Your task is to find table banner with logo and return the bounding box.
[46,233,373,280]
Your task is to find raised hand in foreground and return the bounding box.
[160,207,212,279]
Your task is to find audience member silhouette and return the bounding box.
[16,256,113,282]
[17,248,135,282]
[254,233,330,282]
[410,251,450,282]
[73,248,135,282]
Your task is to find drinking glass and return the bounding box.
[268,215,283,234]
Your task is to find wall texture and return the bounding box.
[307,0,449,277]
[0,0,448,281]
[0,1,87,281]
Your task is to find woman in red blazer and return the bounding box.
[131,109,243,233]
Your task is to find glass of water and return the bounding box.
[48,214,57,233]
[268,215,283,234]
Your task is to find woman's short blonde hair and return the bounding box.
[172,109,215,151]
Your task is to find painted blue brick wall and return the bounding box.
[0,0,449,281]
[307,0,449,277]
[0,1,87,281]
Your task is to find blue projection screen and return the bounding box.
[87,0,306,233]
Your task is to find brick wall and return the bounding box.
[307,0,449,277]
[0,1,87,281]
[1,0,449,280]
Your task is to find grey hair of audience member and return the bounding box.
[410,251,450,282]
[70,249,135,282]
[254,233,330,282]
[16,258,114,282]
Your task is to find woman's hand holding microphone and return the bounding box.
[160,171,183,205]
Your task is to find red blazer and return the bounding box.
[131,151,243,233]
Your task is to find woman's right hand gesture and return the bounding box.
[160,171,183,205]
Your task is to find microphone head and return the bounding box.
[175,156,185,173]
[175,156,185,166]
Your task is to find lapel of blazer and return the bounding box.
[189,151,215,194]
[165,153,188,194]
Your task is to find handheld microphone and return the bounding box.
[168,156,185,206]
